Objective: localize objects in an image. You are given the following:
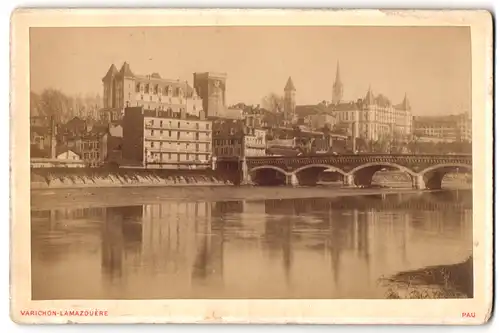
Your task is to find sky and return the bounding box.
[30,26,471,116]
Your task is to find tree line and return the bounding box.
[30,89,102,123]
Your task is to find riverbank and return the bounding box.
[379,256,473,299]
[31,185,449,210]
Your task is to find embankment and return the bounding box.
[30,167,234,190]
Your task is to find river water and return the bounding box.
[31,189,473,300]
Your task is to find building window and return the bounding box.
[150,142,154,148]
[177,132,180,140]
[195,133,199,140]
[206,124,210,130]
[160,120,163,127]
[177,122,180,128]
[186,153,189,160]
[151,130,154,136]
[160,130,163,135]
[196,144,199,151]
[169,131,172,137]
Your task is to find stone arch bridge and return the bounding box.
[216,154,472,190]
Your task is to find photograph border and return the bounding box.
[10,8,493,325]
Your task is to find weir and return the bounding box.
[30,167,234,189]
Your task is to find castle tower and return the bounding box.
[332,61,344,105]
[102,64,118,109]
[284,77,296,123]
[193,72,227,118]
[117,62,135,109]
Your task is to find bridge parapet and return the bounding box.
[246,154,472,175]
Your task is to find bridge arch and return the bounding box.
[419,163,472,176]
[348,162,416,187]
[249,165,288,186]
[418,163,472,190]
[249,165,288,176]
[293,164,347,176]
[291,164,347,186]
[349,162,416,176]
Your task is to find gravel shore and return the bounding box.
[30,185,438,210]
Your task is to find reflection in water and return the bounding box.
[31,190,473,300]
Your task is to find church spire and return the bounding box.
[284,76,296,92]
[332,61,344,105]
[335,60,341,84]
[364,84,375,105]
[401,92,411,110]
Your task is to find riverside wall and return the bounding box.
[30,167,235,189]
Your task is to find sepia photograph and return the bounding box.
[10,9,493,324]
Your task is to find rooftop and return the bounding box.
[125,106,208,121]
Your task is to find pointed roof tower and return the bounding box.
[118,62,135,79]
[332,60,344,104]
[334,60,341,85]
[364,85,375,105]
[284,77,296,92]
[102,64,118,82]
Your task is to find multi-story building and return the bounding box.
[101,62,204,122]
[296,103,337,130]
[30,116,56,158]
[242,106,283,129]
[457,112,472,142]
[212,119,267,158]
[79,130,109,167]
[332,88,412,142]
[413,112,471,143]
[122,106,212,169]
[279,63,413,143]
[58,122,123,167]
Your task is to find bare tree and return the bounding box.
[261,93,284,113]
[33,89,74,123]
[30,91,42,117]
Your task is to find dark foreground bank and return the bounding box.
[379,256,473,299]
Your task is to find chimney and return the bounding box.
[50,116,57,159]
[199,109,206,120]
